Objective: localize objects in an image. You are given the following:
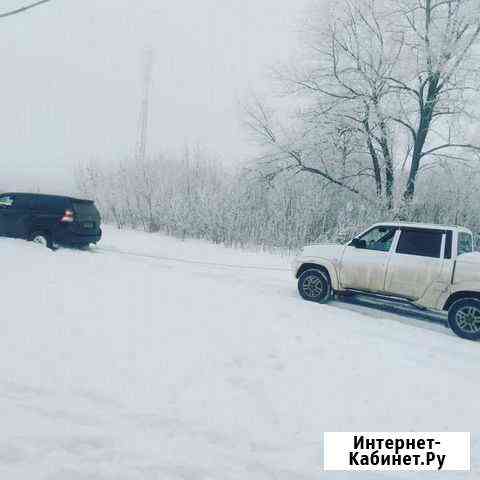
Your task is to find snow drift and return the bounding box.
[1,226,479,479]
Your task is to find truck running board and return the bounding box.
[339,289,428,311]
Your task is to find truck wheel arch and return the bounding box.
[295,262,338,290]
[444,291,480,311]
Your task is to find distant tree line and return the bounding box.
[75,149,480,251]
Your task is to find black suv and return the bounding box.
[0,192,102,249]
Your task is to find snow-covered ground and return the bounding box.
[1,225,479,479]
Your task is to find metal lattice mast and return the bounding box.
[135,47,154,164]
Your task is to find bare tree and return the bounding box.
[244,95,375,204]
[0,0,52,19]
[248,0,480,210]
[393,0,480,200]
[308,0,399,207]
[254,0,400,208]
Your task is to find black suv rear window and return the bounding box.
[72,201,99,219]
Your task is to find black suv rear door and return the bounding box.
[71,200,101,232]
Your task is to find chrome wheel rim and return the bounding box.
[456,306,480,334]
[33,235,47,246]
[302,274,326,298]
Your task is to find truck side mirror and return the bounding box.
[350,238,366,249]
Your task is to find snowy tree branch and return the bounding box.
[421,143,480,159]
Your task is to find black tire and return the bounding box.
[448,298,480,341]
[298,269,332,304]
[29,231,54,250]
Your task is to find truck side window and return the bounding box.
[396,229,443,258]
[458,232,473,256]
[357,226,396,252]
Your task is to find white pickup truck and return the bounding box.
[293,222,480,340]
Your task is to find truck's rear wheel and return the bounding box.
[298,269,331,304]
[448,298,480,341]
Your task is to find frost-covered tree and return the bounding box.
[244,95,375,204]
[392,0,480,201]
[247,0,480,210]
[75,147,480,249]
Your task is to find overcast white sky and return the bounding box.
[0,0,310,192]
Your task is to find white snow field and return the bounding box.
[1,225,479,480]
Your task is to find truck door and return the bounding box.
[339,225,398,292]
[384,228,447,300]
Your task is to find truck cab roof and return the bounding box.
[371,222,473,235]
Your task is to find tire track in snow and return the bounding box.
[93,245,291,273]
[92,243,452,341]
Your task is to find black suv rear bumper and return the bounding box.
[54,228,102,247]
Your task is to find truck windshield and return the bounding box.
[458,232,473,256]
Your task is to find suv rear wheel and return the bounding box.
[448,298,480,341]
[30,231,54,250]
[298,269,332,304]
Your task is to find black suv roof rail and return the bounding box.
[0,192,94,203]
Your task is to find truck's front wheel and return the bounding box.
[298,269,331,304]
[448,298,480,341]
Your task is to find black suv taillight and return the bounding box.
[61,209,75,223]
